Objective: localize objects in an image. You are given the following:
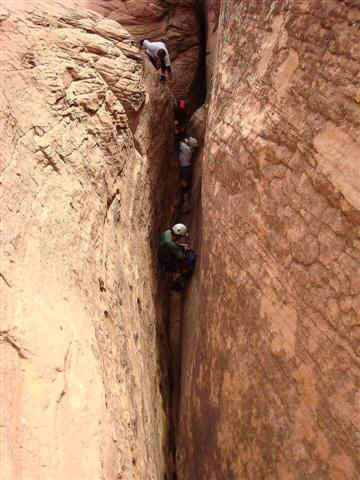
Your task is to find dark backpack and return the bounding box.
[158,245,185,273]
[181,249,197,278]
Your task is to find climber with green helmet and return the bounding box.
[158,223,197,291]
[159,223,188,271]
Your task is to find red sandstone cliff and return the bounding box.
[178,1,360,479]
[2,1,360,479]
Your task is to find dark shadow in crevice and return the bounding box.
[167,8,208,478]
[188,0,208,112]
[147,3,209,477]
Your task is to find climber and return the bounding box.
[139,39,172,82]
[177,136,199,213]
[158,223,197,291]
[175,120,187,144]
[174,99,188,144]
[174,99,187,127]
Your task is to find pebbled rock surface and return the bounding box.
[178,1,360,479]
[0,1,179,479]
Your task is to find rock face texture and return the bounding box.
[178,1,360,479]
[0,1,181,479]
[3,1,360,479]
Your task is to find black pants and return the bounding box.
[146,52,159,69]
[145,54,172,75]
[180,165,192,192]
[161,65,171,74]
[159,255,181,273]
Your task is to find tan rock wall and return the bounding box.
[0,2,179,479]
[178,1,360,479]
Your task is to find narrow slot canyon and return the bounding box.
[163,8,209,480]
[157,6,209,475]
[1,1,360,480]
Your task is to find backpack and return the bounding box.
[181,249,197,278]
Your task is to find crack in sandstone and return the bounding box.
[56,341,72,405]
[164,6,209,480]
[0,272,12,288]
[0,330,30,359]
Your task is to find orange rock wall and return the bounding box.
[178,1,360,479]
[0,1,184,479]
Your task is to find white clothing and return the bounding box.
[186,136,199,148]
[143,40,171,67]
[179,141,192,167]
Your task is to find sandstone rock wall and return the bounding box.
[178,1,360,479]
[0,2,180,479]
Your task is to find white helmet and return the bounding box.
[185,136,198,148]
[172,223,187,236]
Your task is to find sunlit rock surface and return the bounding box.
[0,1,178,479]
[178,1,360,479]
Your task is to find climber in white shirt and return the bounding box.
[140,39,172,82]
[177,137,199,213]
